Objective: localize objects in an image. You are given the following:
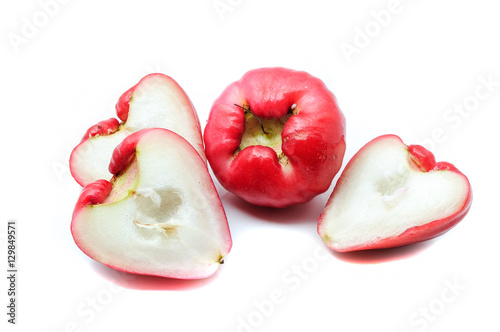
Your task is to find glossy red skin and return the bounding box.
[204,67,346,208]
[108,128,154,175]
[115,83,137,122]
[72,179,113,219]
[79,118,121,142]
[319,134,472,252]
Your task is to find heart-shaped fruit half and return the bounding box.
[318,134,472,252]
[70,73,205,187]
[71,128,232,279]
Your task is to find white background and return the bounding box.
[1,0,499,331]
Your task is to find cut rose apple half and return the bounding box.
[70,73,205,186]
[318,134,472,252]
[71,128,231,279]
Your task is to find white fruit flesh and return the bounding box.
[71,74,205,186]
[125,75,205,161]
[319,136,469,251]
[72,130,230,279]
[71,130,128,185]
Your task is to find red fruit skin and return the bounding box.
[319,134,472,252]
[204,67,346,208]
[79,118,121,142]
[115,83,137,122]
[71,179,113,267]
[107,128,153,175]
[72,179,113,219]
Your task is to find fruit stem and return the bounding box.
[234,104,268,135]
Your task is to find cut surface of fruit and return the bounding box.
[318,134,471,252]
[70,129,129,186]
[70,73,205,186]
[71,128,231,279]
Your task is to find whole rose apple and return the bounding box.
[204,67,346,208]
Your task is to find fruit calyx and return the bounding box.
[235,103,293,164]
[234,104,268,135]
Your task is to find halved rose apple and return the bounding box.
[71,128,231,279]
[318,134,472,252]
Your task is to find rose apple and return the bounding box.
[70,73,205,186]
[71,128,232,279]
[204,67,346,208]
[318,134,472,252]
